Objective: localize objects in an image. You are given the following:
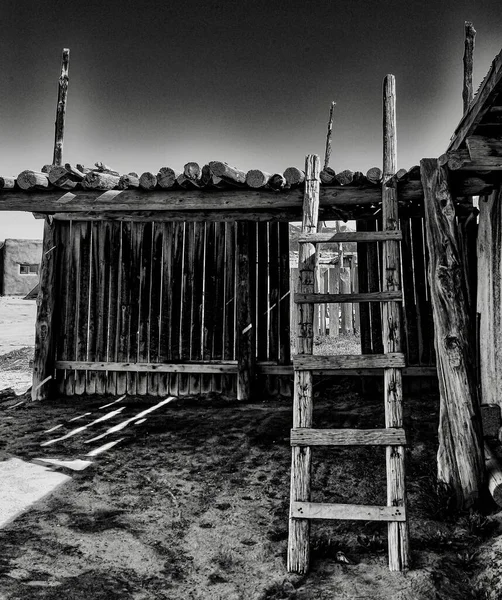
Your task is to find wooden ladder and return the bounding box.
[288,78,408,573]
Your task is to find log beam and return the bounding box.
[420,157,484,508]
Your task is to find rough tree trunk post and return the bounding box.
[53,49,70,167]
[287,154,320,573]
[32,217,58,400]
[463,22,476,113]
[382,74,409,571]
[420,157,484,508]
[236,222,256,400]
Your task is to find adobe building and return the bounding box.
[0,239,43,296]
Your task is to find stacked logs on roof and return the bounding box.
[1,161,389,192]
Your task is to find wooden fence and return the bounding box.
[52,220,291,397]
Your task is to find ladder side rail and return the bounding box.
[287,154,320,574]
[382,74,410,571]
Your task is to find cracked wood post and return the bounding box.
[382,75,409,571]
[420,157,484,509]
[287,154,320,574]
[32,217,58,400]
[53,48,70,167]
[463,22,476,113]
[236,221,256,400]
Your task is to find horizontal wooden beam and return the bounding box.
[294,231,403,243]
[466,135,502,165]
[294,353,406,371]
[55,360,238,373]
[290,427,407,446]
[291,502,406,522]
[448,47,502,151]
[294,291,402,304]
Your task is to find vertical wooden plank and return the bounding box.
[236,221,256,400]
[158,222,173,396]
[290,267,299,341]
[357,221,371,353]
[85,224,98,395]
[179,223,193,396]
[400,218,419,365]
[201,222,215,394]
[93,222,109,394]
[148,222,163,397]
[32,218,58,401]
[340,265,352,334]
[169,222,184,396]
[268,222,280,396]
[382,74,409,571]
[106,222,121,395]
[410,217,431,365]
[116,222,131,396]
[54,221,70,395]
[126,223,142,396]
[256,222,269,361]
[138,222,153,395]
[211,222,225,393]
[74,222,91,395]
[279,221,291,396]
[64,221,78,396]
[367,219,383,353]
[189,222,204,395]
[352,260,360,333]
[288,154,320,574]
[328,266,340,338]
[222,222,236,395]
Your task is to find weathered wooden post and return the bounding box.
[53,48,70,167]
[382,75,409,570]
[328,265,339,337]
[420,157,484,508]
[287,154,320,573]
[236,221,256,400]
[463,22,476,113]
[32,218,58,400]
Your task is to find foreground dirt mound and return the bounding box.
[0,387,500,599]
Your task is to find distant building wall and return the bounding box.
[1,239,43,296]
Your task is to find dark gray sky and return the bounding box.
[1,0,501,238]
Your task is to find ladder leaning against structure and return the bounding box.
[287,75,409,573]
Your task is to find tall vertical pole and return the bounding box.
[463,22,476,113]
[288,154,320,574]
[53,48,70,166]
[382,75,409,571]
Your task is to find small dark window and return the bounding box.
[19,264,39,275]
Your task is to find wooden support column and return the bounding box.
[32,218,58,400]
[382,75,409,571]
[236,221,256,400]
[52,49,70,167]
[420,157,484,509]
[287,154,320,574]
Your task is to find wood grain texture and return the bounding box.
[463,22,476,113]
[295,291,402,304]
[294,353,406,371]
[290,428,407,446]
[421,157,484,509]
[288,154,320,574]
[296,231,402,243]
[53,49,70,166]
[382,74,409,571]
[32,218,58,400]
[291,502,406,522]
[55,361,238,373]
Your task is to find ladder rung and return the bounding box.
[291,502,406,522]
[296,231,402,243]
[295,291,402,304]
[293,353,406,371]
[290,427,407,447]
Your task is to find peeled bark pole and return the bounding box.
[32,218,58,400]
[323,101,336,170]
[382,75,409,571]
[420,157,484,509]
[287,154,320,574]
[53,48,70,166]
[463,22,476,113]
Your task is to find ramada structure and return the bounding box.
[1,28,502,573]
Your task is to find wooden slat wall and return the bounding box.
[54,219,290,396]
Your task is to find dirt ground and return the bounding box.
[1,382,502,600]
